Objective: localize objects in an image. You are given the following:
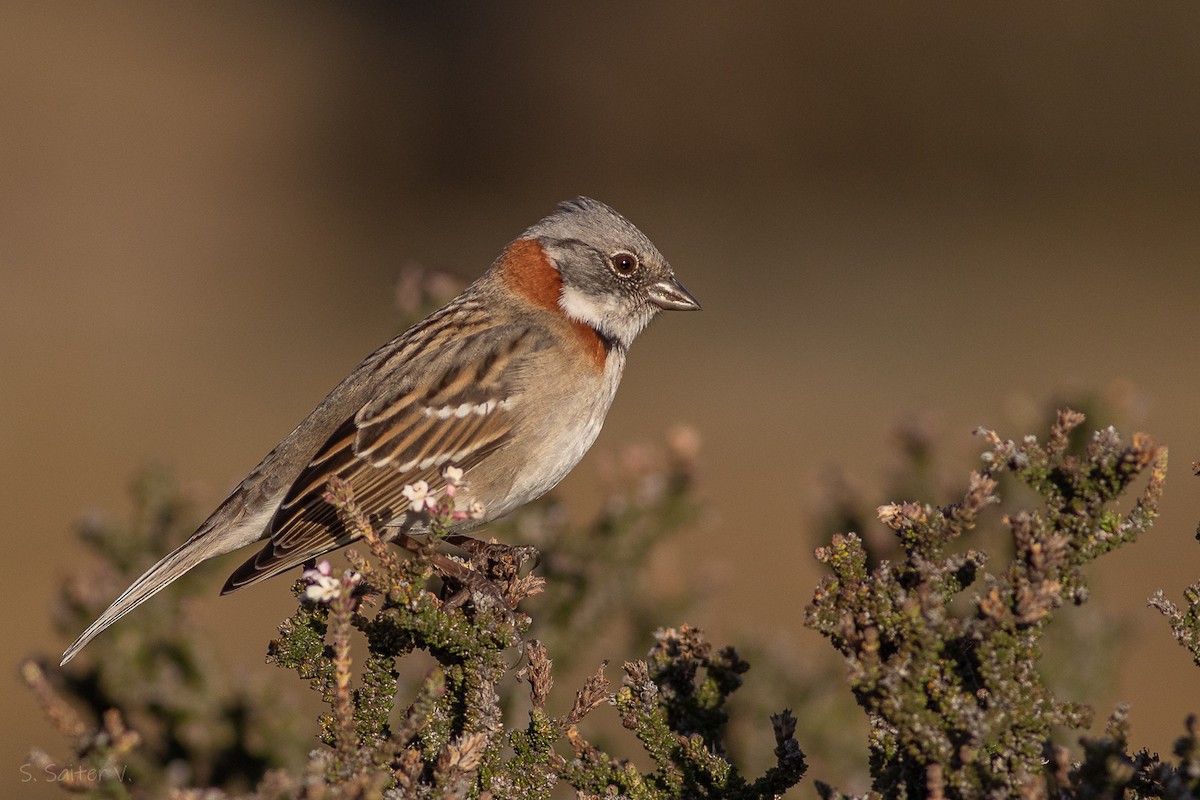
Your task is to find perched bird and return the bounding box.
[61,197,699,665]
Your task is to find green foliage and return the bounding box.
[25,410,1200,799]
[805,410,1196,799]
[30,434,804,799]
[242,464,806,799]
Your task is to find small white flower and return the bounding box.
[468,500,486,520]
[442,465,466,498]
[305,575,342,603]
[402,480,435,512]
[302,564,361,604]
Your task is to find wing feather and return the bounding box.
[221,325,539,592]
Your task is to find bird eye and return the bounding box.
[609,252,639,277]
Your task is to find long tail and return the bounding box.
[60,481,283,665]
[59,535,218,665]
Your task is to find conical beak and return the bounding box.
[648,277,701,311]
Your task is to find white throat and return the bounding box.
[559,285,651,349]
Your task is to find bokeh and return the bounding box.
[5,3,1199,796]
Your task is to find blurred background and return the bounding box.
[4,2,1200,796]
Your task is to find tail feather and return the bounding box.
[59,539,214,665]
[60,483,284,665]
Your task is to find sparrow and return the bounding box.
[61,196,699,665]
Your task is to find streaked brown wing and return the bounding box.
[221,326,539,592]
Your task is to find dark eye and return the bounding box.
[609,251,639,277]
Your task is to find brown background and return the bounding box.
[5,3,1200,796]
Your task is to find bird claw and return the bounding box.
[434,554,507,610]
[446,535,540,571]
[386,531,533,630]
